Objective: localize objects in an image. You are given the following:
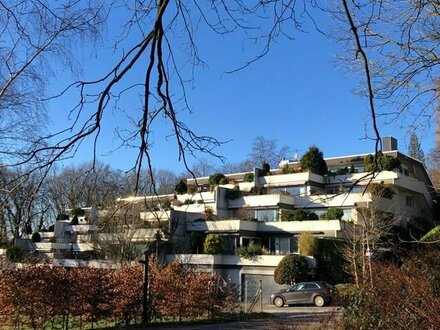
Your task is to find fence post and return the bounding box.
[244,280,247,313]
[260,279,263,312]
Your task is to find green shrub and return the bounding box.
[187,185,197,194]
[281,164,294,174]
[364,153,401,172]
[226,186,241,199]
[243,173,254,182]
[208,173,226,187]
[367,183,395,199]
[300,146,328,175]
[160,199,171,210]
[56,214,69,220]
[219,177,230,185]
[175,179,187,194]
[343,261,439,330]
[71,208,86,217]
[237,241,262,259]
[31,232,41,243]
[261,162,271,175]
[281,209,318,221]
[25,224,32,235]
[274,254,310,285]
[315,238,350,284]
[189,232,205,254]
[205,206,215,220]
[298,232,317,256]
[249,186,266,195]
[335,283,358,306]
[420,225,440,242]
[0,240,11,248]
[203,234,222,254]
[319,207,344,220]
[6,245,24,262]
[183,199,195,205]
[70,215,79,225]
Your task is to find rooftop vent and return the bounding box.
[383,136,398,152]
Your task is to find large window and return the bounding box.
[261,237,297,255]
[272,186,308,197]
[255,209,279,222]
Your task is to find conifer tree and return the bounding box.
[408,131,425,164]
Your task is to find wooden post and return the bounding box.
[140,250,150,325]
[244,279,247,313]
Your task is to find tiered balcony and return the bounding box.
[187,219,258,233]
[32,242,94,252]
[167,254,316,268]
[228,194,295,209]
[259,172,324,186]
[187,218,346,237]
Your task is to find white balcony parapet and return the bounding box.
[65,224,99,233]
[117,194,175,203]
[294,192,371,208]
[140,210,170,221]
[176,191,215,203]
[237,182,254,192]
[326,171,399,185]
[259,172,324,186]
[97,228,163,242]
[51,259,129,268]
[39,232,55,239]
[186,219,345,237]
[187,219,258,232]
[167,254,316,268]
[257,220,342,234]
[32,242,94,252]
[228,194,295,209]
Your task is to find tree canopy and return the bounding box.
[408,131,425,164]
[300,146,328,176]
[274,254,310,285]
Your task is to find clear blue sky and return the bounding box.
[47,6,435,173]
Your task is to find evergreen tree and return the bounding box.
[408,131,425,164]
[300,146,328,175]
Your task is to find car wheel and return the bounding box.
[314,295,325,307]
[273,296,284,308]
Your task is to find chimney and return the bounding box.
[383,136,398,152]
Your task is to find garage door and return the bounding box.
[241,274,285,305]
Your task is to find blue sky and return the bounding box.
[47,6,435,173]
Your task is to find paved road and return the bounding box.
[140,305,343,330]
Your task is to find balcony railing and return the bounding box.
[228,194,295,209]
[187,219,258,232]
[167,254,316,268]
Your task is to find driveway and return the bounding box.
[135,305,343,330]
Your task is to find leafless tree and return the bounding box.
[0,1,321,193]
[342,185,396,287]
[248,136,290,168]
[46,161,126,211]
[1,0,437,196]
[0,0,105,165]
[92,198,173,262]
[0,167,53,238]
[335,1,440,137]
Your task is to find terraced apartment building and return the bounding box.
[25,137,435,302]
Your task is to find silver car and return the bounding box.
[270,281,336,307]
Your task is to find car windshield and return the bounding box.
[290,283,305,291]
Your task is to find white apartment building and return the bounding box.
[25,137,436,303]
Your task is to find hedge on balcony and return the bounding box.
[281,209,318,221]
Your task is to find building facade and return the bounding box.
[26,138,436,303]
